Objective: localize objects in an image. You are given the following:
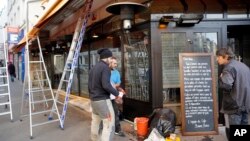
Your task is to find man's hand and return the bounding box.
[115,96,123,104]
[117,87,126,95]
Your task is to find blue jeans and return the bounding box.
[224,111,249,140]
[227,111,248,125]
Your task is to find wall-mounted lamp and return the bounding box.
[158,16,174,29]
[176,14,203,26]
[106,2,147,30]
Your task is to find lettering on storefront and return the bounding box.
[179,53,218,136]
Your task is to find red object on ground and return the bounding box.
[136,117,149,138]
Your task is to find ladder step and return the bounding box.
[0,111,11,116]
[31,109,56,116]
[32,79,48,82]
[62,80,69,82]
[0,102,10,106]
[56,100,64,105]
[31,98,54,104]
[28,88,51,93]
[0,67,7,69]
[32,119,59,127]
[0,93,9,96]
[32,70,45,72]
[0,76,7,78]
[30,61,43,63]
[0,84,8,87]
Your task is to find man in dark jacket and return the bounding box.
[8,62,16,82]
[216,47,250,140]
[88,48,124,141]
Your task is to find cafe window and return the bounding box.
[80,35,122,97]
[124,30,150,102]
[161,32,186,125]
[161,32,219,125]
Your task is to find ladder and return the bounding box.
[49,0,93,129]
[20,68,49,114]
[21,35,62,139]
[0,43,13,121]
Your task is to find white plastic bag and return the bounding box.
[144,128,165,141]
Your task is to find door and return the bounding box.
[227,25,250,67]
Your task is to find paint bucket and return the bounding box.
[136,117,149,138]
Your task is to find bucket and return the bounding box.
[136,117,149,137]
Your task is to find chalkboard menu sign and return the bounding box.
[179,53,218,136]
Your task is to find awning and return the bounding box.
[12,0,70,52]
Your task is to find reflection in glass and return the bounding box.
[193,33,217,54]
[79,51,90,97]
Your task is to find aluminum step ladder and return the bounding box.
[20,68,49,114]
[20,35,62,139]
[49,0,93,129]
[0,43,13,121]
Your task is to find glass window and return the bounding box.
[161,32,219,125]
[79,51,89,97]
[81,35,122,97]
[192,33,218,54]
[161,32,187,125]
[206,14,223,19]
[161,33,186,89]
[124,30,149,102]
[227,14,247,19]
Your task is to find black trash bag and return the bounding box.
[148,108,176,138]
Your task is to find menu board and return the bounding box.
[179,53,218,136]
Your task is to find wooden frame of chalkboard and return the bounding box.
[179,53,218,136]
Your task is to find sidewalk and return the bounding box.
[0,80,136,141]
[0,80,228,141]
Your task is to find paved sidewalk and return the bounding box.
[0,80,228,141]
[0,80,136,141]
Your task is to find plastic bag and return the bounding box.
[144,128,165,141]
[148,108,176,138]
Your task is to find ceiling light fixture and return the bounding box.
[92,33,98,38]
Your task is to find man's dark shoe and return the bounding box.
[115,131,125,137]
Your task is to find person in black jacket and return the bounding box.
[216,47,250,140]
[8,62,16,82]
[88,48,124,141]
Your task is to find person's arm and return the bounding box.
[219,67,235,92]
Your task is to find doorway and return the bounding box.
[227,25,250,67]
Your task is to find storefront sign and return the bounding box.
[7,26,19,44]
[179,53,218,136]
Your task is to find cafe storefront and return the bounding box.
[15,0,250,125]
[150,13,250,125]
